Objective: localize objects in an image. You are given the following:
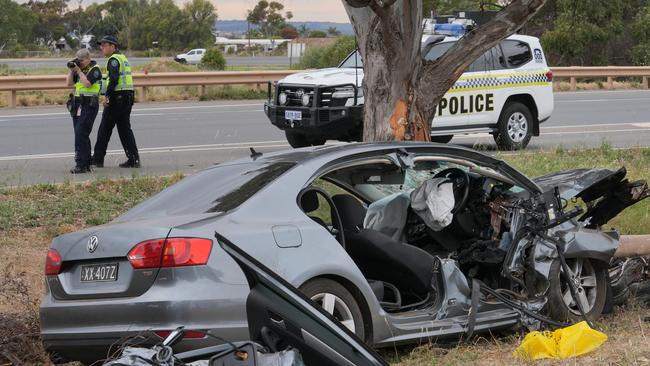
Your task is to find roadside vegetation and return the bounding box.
[0,145,649,364]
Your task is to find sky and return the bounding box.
[14,0,350,22]
[217,0,349,22]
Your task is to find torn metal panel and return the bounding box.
[533,168,624,200]
[552,221,619,262]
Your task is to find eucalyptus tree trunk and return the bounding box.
[343,0,547,142]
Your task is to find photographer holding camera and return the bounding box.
[65,48,102,174]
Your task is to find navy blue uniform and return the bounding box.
[93,51,140,166]
[72,62,102,169]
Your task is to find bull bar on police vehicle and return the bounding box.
[264,81,364,139]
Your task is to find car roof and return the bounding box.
[213,142,542,194]
[437,33,540,44]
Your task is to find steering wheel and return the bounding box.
[432,167,470,213]
[297,187,346,249]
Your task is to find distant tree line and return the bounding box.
[424,0,650,66]
[0,0,216,53]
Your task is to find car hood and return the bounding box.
[280,67,364,86]
[533,168,626,200]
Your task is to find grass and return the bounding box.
[0,146,649,364]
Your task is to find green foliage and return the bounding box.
[327,27,341,37]
[200,47,226,70]
[631,5,650,65]
[308,30,327,38]
[296,36,356,69]
[246,1,293,38]
[0,0,37,52]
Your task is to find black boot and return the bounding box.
[90,156,104,168]
[119,158,140,168]
[70,166,91,174]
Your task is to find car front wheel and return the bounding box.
[285,131,311,148]
[547,257,608,322]
[430,135,453,143]
[494,102,533,150]
[300,278,365,340]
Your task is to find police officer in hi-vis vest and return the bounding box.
[92,35,141,168]
[66,48,102,174]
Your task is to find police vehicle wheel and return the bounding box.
[285,131,310,148]
[309,137,326,146]
[547,258,608,322]
[494,102,532,150]
[430,135,453,143]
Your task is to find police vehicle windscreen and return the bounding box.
[339,50,363,68]
[116,162,296,220]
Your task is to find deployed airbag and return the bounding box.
[411,178,455,231]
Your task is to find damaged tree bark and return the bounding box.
[343,0,547,142]
[615,235,650,258]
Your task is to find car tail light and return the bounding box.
[546,70,553,82]
[127,238,212,269]
[45,249,62,275]
[155,330,207,339]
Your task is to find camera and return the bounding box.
[67,58,81,69]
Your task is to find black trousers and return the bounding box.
[94,91,139,162]
[72,101,99,168]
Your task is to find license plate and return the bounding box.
[80,263,118,282]
[285,110,302,121]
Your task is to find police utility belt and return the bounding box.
[74,95,99,106]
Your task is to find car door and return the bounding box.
[216,232,388,366]
[186,50,197,63]
[196,49,204,62]
[425,41,469,128]
[465,46,503,126]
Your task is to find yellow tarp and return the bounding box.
[513,321,608,360]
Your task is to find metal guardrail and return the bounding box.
[2,67,650,108]
[552,66,650,90]
[0,70,296,108]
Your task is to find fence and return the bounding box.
[2,67,650,108]
[0,71,296,108]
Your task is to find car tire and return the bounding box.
[300,278,365,340]
[177,58,187,64]
[309,137,326,146]
[285,131,310,148]
[547,257,608,322]
[494,102,533,150]
[430,135,453,143]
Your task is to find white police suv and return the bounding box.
[264,23,553,150]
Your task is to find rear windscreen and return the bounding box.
[118,162,295,220]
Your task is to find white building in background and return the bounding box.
[214,36,289,52]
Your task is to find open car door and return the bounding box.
[215,233,388,366]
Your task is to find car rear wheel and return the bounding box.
[547,257,608,322]
[494,102,532,150]
[300,278,365,340]
[430,135,453,143]
[285,131,310,148]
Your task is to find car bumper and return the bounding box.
[40,283,249,364]
[264,102,363,138]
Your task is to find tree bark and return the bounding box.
[343,0,547,142]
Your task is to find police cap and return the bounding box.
[97,35,119,46]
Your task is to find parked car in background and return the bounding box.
[174,48,206,64]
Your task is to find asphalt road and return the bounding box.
[1,89,650,186]
[0,56,290,69]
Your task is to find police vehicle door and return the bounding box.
[426,41,469,129]
[464,46,503,127]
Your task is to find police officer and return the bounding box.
[92,35,140,168]
[66,48,102,174]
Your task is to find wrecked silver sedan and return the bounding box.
[41,143,650,363]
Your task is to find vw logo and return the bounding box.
[87,235,99,253]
